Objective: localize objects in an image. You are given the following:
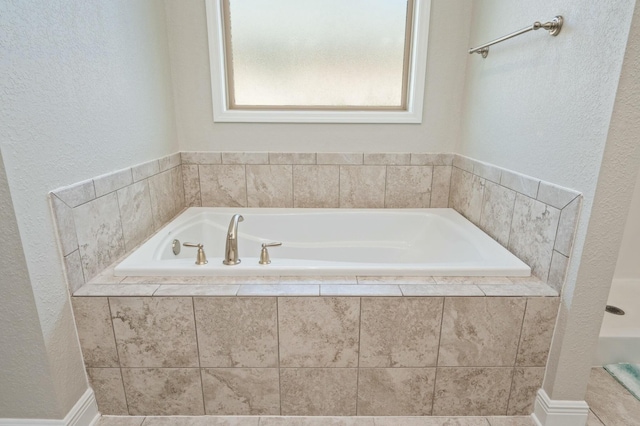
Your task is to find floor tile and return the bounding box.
[97,416,145,426]
[585,367,640,426]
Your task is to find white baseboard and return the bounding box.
[532,389,590,426]
[0,389,99,426]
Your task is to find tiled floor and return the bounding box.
[97,367,640,426]
[97,416,536,425]
[586,367,640,425]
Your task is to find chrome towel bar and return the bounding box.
[469,16,563,58]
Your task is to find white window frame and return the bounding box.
[205,0,431,124]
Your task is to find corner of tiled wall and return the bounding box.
[449,154,582,292]
[50,152,184,292]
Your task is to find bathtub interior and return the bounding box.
[113,208,531,277]
[597,279,640,365]
[159,209,488,263]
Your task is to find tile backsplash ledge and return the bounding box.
[50,152,582,293]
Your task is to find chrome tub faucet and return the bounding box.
[223,214,244,265]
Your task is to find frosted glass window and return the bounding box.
[224,0,412,109]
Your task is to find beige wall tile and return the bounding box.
[132,160,160,182]
[434,276,511,285]
[116,180,154,251]
[385,166,432,208]
[339,166,386,208]
[357,368,435,416]
[433,367,513,416]
[507,367,544,415]
[50,194,78,256]
[450,168,485,225]
[364,153,411,165]
[554,196,582,257]
[159,153,181,171]
[357,276,436,284]
[110,297,198,367]
[547,251,569,293]
[508,194,561,282]
[431,166,452,208]
[269,152,316,164]
[246,165,293,207]
[400,284,485,296]
[480,181,517,247]
[182,165,201,207]
[500,170,540,198]
[516,297,559,367]
[317,153,363,165]
[473,162,501,184]
[360,297,442,367]
[202,368,280,415]
[171,166,185,210]
[121,368,204,415]
[452,155,475,173]
[278,297,360,367]
[87,368,128,415]
[537,181,580,210]
[64,250,85,293]
[280,368,357,415]
[154,285,239,296]
[438,297,526,366]
[53,179,96,207]
[411,153,454,166]
[148,170,177,229]
[71,297,119,367]
[293,165,339,208]
[74,284,159,297]
[237,285,319,296]
[181,152,222,165]
[73,192,125,281]
[321,284,402,296]
[199,165,247,207]
[194,297,278,368]
[222,152,269,165]
[94,168,133,197]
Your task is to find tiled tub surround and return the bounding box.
[54,151,572,417]
[72,293,559,416]
[50,153,185,293]
[449,155,582,292]
[51,151,581,295]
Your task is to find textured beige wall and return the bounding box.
[0,151,62,418]
[543,1,640,399]
[164,0,473,153]
[614,169,640,280]
[0,0,178,418]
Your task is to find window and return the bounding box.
[206,0,430,123]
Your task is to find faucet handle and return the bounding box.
[183,242,208,265]
[262,242,282,248]
[259,242,282,265]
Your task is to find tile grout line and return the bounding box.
[276,297,282,416]
[106,296,131,415]
[191,297,207,414]
[506,298,530,415]
[355,296,363,416]
[430,296,447,414]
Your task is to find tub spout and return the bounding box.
[223,214,244,265]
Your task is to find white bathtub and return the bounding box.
[597,279,640,365]
[114,207,531,277]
